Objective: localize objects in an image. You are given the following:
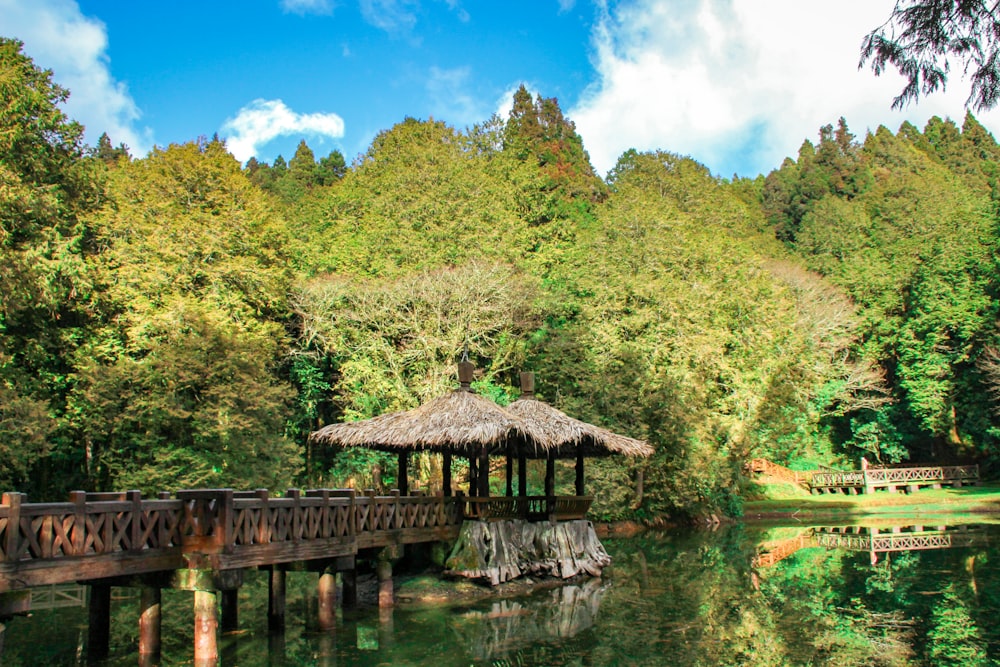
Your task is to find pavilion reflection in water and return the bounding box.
[450,577,609,662]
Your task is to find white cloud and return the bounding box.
[427,66,484,127]
[280,0,335,15]
[0,0,152,155]
[359,0,418,34]
[221,99,346,162]
[571,0,1000,178]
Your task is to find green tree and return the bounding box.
[90,132,129,165]
[68,138,301,492]
[316,149,347,185]
[861,0,1000,111]
[0,38,103,492]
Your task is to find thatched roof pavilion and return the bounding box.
[309,388,543,456]
[505,372,653,496]
[307,363,651,500]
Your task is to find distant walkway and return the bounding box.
[749,458,980,495]
[810,464,979,495]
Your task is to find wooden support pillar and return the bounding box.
[442,451,452,497]
[397,452,409,496]
[518,454,527,497]
[342,568,358,609]
[220,588,239,633]
[138,586,162,662]
[468,456,478,497]
[478,448,490,498]
[376,557,393,608]
[268,568,286,632]
[575,447,585,496]
[505,445,514,497]
[318,571,337,631]
[87,583,111,661]
[193,589,219,667]
[545,453,555,498]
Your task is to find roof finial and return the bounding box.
[458,345,474,391]
[519,371,535,398]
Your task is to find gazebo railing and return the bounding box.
[461,496,593,522]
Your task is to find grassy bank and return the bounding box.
[743,479,1000,524]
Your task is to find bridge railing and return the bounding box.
[1,491,188,563]
[864,465,979,485]
[1,488,465,567]
[810,471,867,488]
[811,464,979,489]
[461,496,593,521]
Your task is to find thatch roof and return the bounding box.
[506,396,654,458]
[308,389,549,456]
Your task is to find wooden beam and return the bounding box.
[545,454,555,498]
[442,451,452,497]
[318,571,336,630]
[505,445,514,497]
[518,455,527,497]
[576,447,585,496]
[138,586,162,661]
[397,452,409,496]
[478,448,490,498]
[268,568,285,633]
[193,589,218,666]
[87,583,111,661]
[220,588,238,633]
[468,456,478,497]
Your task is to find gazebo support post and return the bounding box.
[518,455,527,497]
[545,453,555,498]
[478,447,490,498]
[397,452,409,496]
[442,451,452,497]
[505,444,514,497]
[576,447,585,496]
[468,456,478,498]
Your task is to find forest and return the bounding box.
[3,36,1000,520]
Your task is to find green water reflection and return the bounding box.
[4,521,999,665]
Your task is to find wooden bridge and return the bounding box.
[809,465,979,494]
[0,488,593,665]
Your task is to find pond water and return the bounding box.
[4,520,999,666]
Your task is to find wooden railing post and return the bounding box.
[286,489,301,542]
[390,490,401,529]
[69,491,86,556]
[215,489,234,553]
[127,490,142,552]
[255,489,270,544]
[2,493,22,562]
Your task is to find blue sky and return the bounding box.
[3,0,1000,178]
